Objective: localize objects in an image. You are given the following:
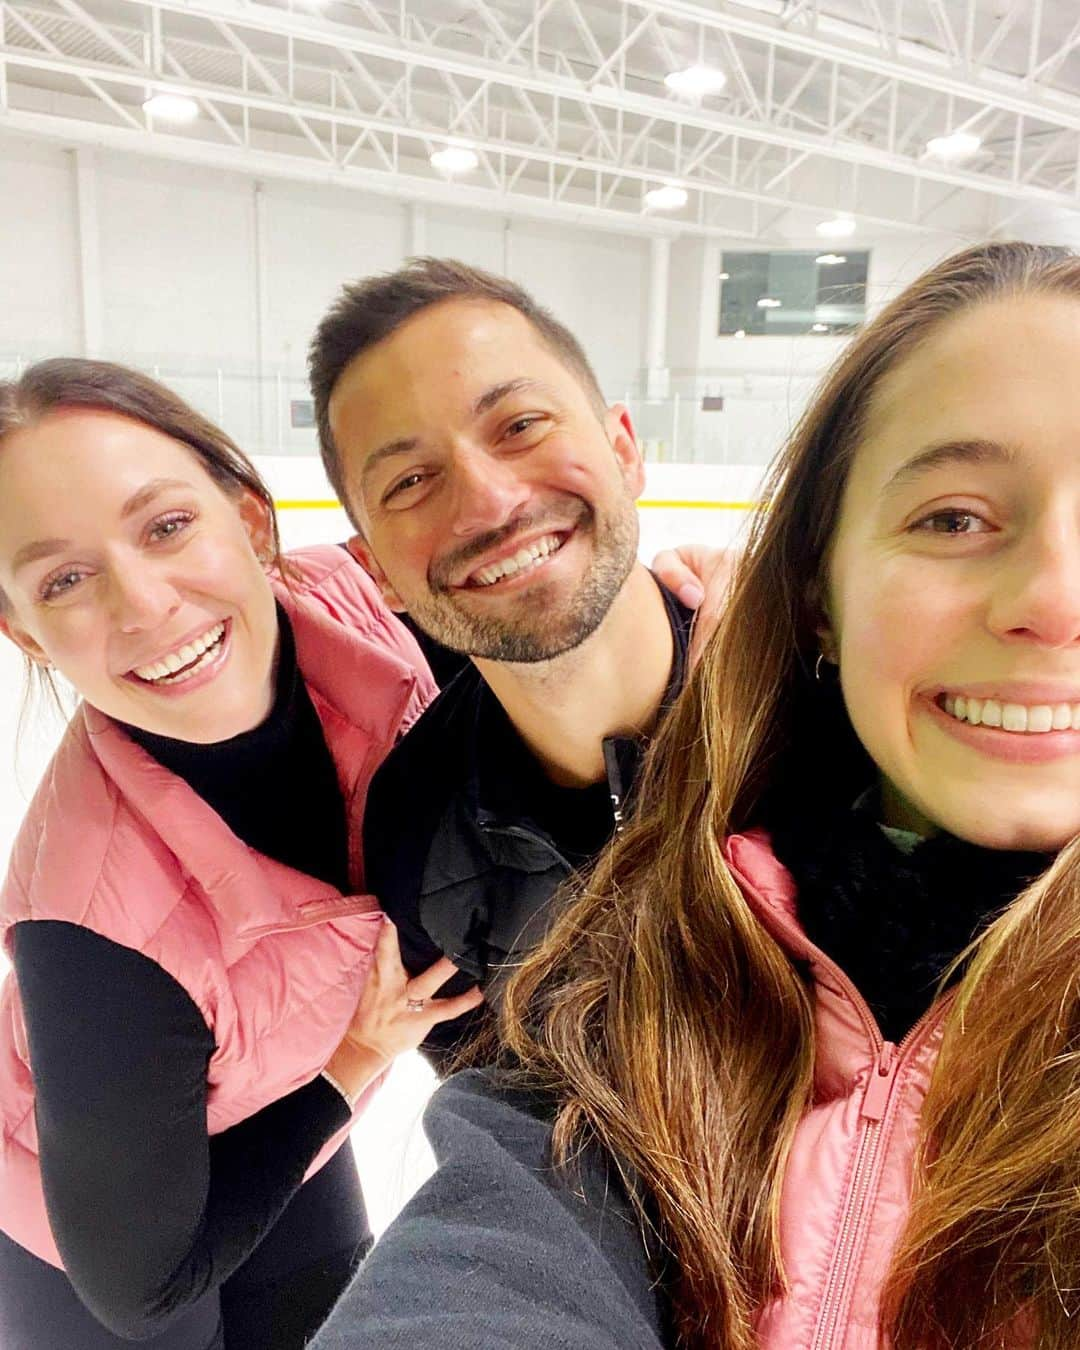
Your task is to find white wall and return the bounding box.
[0,135,652,428]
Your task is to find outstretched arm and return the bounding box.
[312,1071,667,1350]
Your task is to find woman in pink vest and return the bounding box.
[312,240,1080,1350]
[0,359,482,1349]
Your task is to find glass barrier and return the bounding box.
[0,359,813,469]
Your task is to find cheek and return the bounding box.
[832,557,959,740]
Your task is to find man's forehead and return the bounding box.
[330,301,575,437]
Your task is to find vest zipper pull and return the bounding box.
[860,1041,898,1122]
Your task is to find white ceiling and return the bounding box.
[3,0,1079,241]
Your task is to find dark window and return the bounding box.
[718,250,869,336]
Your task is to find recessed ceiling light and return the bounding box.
[811,322,830,332]
[142,93,199,123]
[644,184,688,210]
[816,253,847,265]
[430,145,479,174]
[757,297,782,308]
[664,66,727,98]
[816,216,856,238]
[925,131,981,162]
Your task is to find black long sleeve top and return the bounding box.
[10,610,361,1339]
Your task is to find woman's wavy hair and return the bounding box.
[495,241,1080,1349]
[0,358,286,710]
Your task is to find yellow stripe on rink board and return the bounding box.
[273,498,759,511]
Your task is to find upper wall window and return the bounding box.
[718,250,869,336]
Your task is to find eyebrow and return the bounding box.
[472,378,546,416]
[11,478,192,573]
[881,439,1016,496]
[360,380,551,490]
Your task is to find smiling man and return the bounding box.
[308,259,696,1063]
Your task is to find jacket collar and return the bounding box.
[469,575,694,835]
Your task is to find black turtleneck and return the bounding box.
[123,604,349,892]
[10,607,366,1340]
[768,796,1052,1043]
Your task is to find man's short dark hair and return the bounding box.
[308,257,607,516]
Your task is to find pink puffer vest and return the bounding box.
[0,545,437,1268]
[727,828,952,1350]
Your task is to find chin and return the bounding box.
[937,806,1079,854]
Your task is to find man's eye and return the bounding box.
[506,416,541,437]
[912,509,991,535]
[385,473,427,502]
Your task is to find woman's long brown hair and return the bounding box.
[494,242,1080,1348]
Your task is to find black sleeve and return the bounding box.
[311,1071,668,1350]
[13,920,351,1341]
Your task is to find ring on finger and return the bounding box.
[406,996,427,1013]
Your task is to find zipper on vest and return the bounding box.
[810,1039,899,1350]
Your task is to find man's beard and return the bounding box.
[403,496,639,663]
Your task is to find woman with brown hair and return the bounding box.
[0,359,482,1350]
[313,240,1080,1350]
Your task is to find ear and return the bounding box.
[807,577,839,663]
[603,403,646,498]
[0,613,50,667]
[344,534,407,612]
[237,490,275,563]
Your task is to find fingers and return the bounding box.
[405,953,464,1001]
[423,984,485,1027]
[372,915,405,978]
[650,547,705,610]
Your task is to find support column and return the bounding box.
[407,202,427,257]
[645,235,670,400]
[252,180,269,450]
[501,218,513,276]
[71,149,103,357]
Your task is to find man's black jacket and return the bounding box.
[365,578,694,1070]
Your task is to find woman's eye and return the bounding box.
[40,569,85,600]
[912,509,991,535]
[149,512,193,542]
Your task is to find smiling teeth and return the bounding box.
[470,534,563,587]
[942,694,1080,734]
[133,623,225,684]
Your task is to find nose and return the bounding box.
[447,449,531,539]
[109,562,182,633]
[986,514,1080,649]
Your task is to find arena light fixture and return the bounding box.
[644,184,688,210]
[811,322,830,332]
[816,253,847,265]
[664,66,727,99]
[757,297,782,308]
[142,93,199,123]
[718,270,730,280]
[925,131,981,162]
[430,145,480,174]
[816,216,856,238]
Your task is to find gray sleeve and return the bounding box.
[312,1071,666,1350]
